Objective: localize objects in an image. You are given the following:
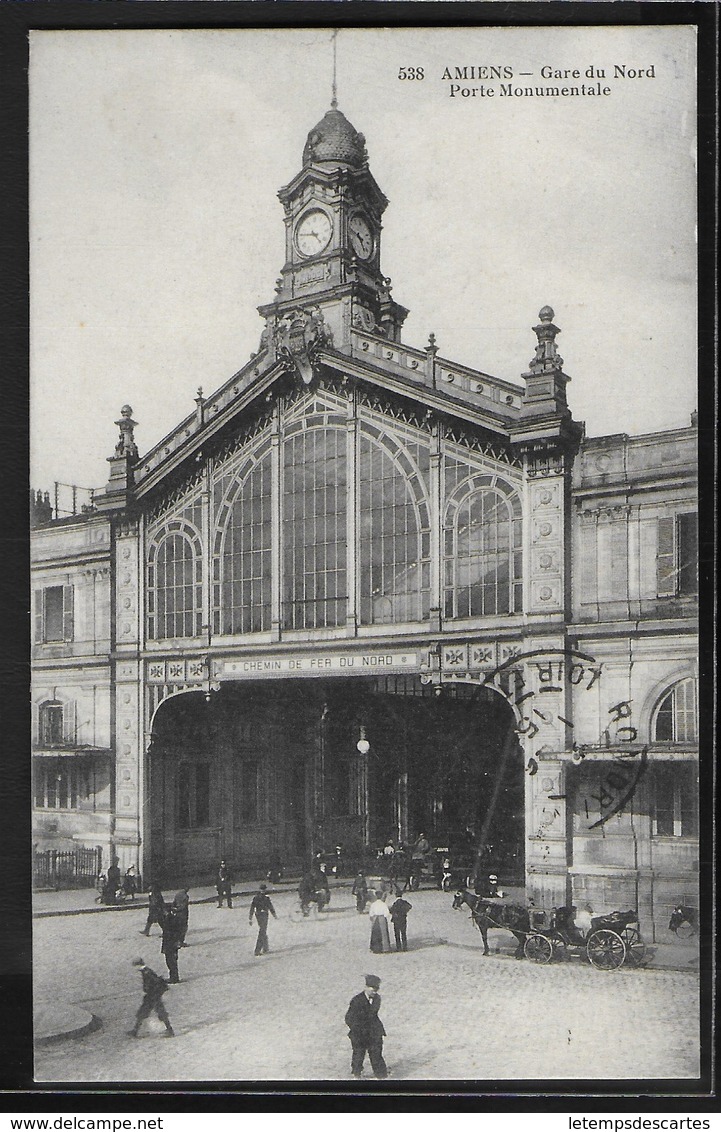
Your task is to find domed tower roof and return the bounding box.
[302,106,368,169]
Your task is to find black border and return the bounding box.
[1,0,717,1109]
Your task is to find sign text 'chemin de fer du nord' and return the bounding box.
[216,651,420,679]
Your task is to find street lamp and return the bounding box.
[356,726,370,756]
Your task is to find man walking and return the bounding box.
[140,884,166,937]
[173,887,190,946]
[161,905,183,983]
[344,974,388,1080]
[351,871,369,914]
[216,860,233,908]
[389,895,412,952]
[248,883,277,956]
[128,957,174,1039]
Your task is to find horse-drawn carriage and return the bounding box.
[452,890,646,971]
[524,906,646,970]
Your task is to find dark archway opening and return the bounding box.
[146,677,523,886]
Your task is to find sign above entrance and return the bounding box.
[215,651,420,679]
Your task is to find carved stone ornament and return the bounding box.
[353,306,376,332]
[276,307,334,386]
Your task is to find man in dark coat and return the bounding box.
[351,872,369,914]
[161,906,183,983]
[216,861,233,908]
[140,884,166,936]
[344,974,388,1079]
[248,883,277,956]
[104,860,121,903]
[173,887,190,946]
[128,957,174,1038]
[389,895,412,952]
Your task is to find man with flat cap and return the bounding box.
[128,957,174,1039]
[344,974,388,1079]
[248,882,277,956]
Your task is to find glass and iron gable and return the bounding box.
[359,424,430,625]
[147,496,204,640]
[443,462,523,618]
[145,387,523,640]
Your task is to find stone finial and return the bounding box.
[529,306,564,373]
[426,332,438,354]
[114,405,139,460]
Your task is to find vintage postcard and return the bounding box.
[28,22,707,1089]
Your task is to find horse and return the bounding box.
[452,889,530,958]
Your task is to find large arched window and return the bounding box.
[148,526,203,640]
[282,427,347,629]
[444,479,522,618]
[653,678,697,743]
[358,430,430,624]
[217,452,272,634]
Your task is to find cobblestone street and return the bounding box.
[34,887,700,1084]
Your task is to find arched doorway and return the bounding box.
[146,677,524,884]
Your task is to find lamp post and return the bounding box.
[356,725,370,848]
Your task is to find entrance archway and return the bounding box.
[146,677,523,884]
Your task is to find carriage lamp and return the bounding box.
[356,726,370,756]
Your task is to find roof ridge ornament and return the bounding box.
[529,305,564,373]
[113,405,139,461]
[331,30,338,111]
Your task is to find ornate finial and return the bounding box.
[426,332,437,352]
[331,30,338,109]
[196,386,204,401]
[529,305,564,372]
[114,406,138,460]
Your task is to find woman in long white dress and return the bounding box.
[368,895,392,953]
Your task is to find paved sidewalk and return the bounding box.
[32,880,701,969]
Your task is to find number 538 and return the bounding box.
[398,67,425,80]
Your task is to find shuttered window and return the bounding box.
[34,585,74,642]
[657,513,698,598]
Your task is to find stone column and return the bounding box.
[113,520,143,878]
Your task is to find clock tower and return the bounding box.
[258,102,408,361]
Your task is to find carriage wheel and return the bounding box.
[676,919,696,940]
[587,929,626,970]
[409,875,420,892]
[524,933,553,964]
[621,927,646,967]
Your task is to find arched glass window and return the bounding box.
[39,701,64,745]
[359,431,430,624]
[282,427,347,629]
[444,482,522,618]
[219,453,272,634]
[148,528,202,640]
[653,678,697,743]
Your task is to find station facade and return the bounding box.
[31,104,699,939]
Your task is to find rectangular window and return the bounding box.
[239,761,260,822]
[33,762,80,810]
[34,585,74,643]
[657,513,698,598]
[651,763,697,837]
[41,704,64,746]
[178,762,211,829]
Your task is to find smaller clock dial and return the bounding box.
[296,209,332,257]
[349,214,374,260]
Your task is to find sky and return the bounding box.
[29,25,697,498]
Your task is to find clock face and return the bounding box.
[296,209,332,257]
[349,214,374,260]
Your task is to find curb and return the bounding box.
[35,1010,101,1045]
